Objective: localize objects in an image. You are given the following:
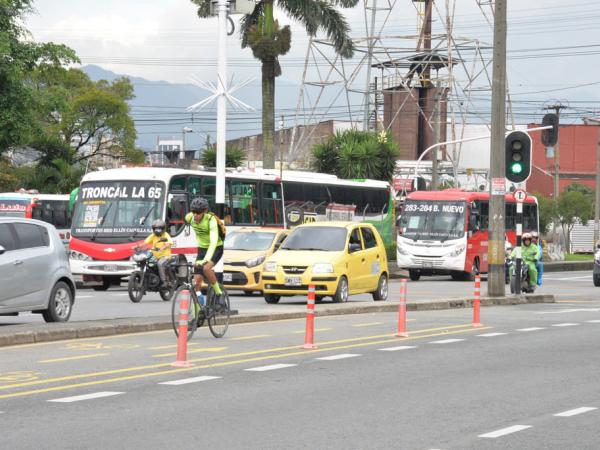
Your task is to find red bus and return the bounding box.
[396,189,538,281]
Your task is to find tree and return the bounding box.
[0,0,78,154]
[192,0,359,169]
[201,146,246,168]
[533,192,555,235]
[312,130,400,181]
[554,190,593,252]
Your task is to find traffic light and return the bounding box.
[541,113,559,147]
[505,130,532,183]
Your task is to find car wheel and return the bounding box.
[264,294,281,304]
[92,279,111,291]
[332,276,349,303]
[409,270,421,281]
[42,281,73,323]
[372,274,388,301]
[594,274,600,287]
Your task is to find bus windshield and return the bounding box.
[400,200,466,241]
[0,199,28,217]
[71,181,165,239]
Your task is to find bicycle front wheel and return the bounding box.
[206,285,230,338]
[171,286,199,341]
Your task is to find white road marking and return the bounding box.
[77,295,93,299]
[317,354,361,361]
[245,364,297,372]
[429,339,465,344]
[479,425,532,438]
[552,323,579,327]
[48,391,124,403]
[159,376,221,386]
[543,275,592,281]
[477,333,508,337]
[587,320,600,323]
[554,407,597,417]
[537,308,600,315]
[517,327,545,332]
[379,346,417,352]
[112,293,129,297]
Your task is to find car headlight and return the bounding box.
[312,263,333,274]
[264,261,277,272]
[448,244,466,258]
[69,250,92,261]
[246,255,266,268]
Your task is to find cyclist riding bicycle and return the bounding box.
[185,197,225,301]
[136,219,173,288]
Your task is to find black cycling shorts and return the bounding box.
[194,245,224,274]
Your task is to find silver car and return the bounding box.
[0,217,75,322]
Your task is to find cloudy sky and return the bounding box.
[25,0,600,136]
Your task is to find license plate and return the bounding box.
[223,273,233,282]
[284,277,302,286]
[421,261,433,268]
[104,265,118,272]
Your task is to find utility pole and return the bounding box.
[487,0,507,297]
[583,117,600,245]
[279,115,285,180]
[544,103,566,200]
[431,84,441,190]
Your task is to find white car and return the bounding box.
[0,217,76,322]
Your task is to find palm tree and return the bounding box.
[192,0,359,169]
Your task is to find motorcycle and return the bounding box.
[509,258,535,294]
[128,246,183,303]
[593,245,600,287]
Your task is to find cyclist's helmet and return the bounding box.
[152,219,166,236]
[190,197,209,213]
[531,231,539,239]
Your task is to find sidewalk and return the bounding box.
[0,293,554,347]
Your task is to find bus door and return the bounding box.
[469,201,489,273]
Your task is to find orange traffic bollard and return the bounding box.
[472,274,483,328]
[172,290,194,367]
[303,285,317,349]
[396,278,408,337]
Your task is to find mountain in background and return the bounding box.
[82,65,300,152]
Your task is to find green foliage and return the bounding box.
[200,146,247,168]
[555,188,594,251]
[564,183,594,201]
[533,192,555,234]
[312,130,400,181]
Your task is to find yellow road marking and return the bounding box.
[293,328,332,334]
[153,347,228,358]
[0,324,476,392]
[231,334,271,341]
[39,353,108,364]
[148,343,202,350]
[352,322,383,327]
[0,326,490,399]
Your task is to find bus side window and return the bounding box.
[199,178,232,224]
[262,182,283,225]
[523,203,538,232]
[167,193,188,236]
[231,180,258,225]
[505,203,517,231]
[477,201,489,231]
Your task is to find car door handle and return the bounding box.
[361,258,366,263]
[14,260,23,266]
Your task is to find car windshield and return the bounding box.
[0,199,29,217]
[400,200,466,241]
[71,181,165,240]
[224,231,276,251]
[281,226,347,251]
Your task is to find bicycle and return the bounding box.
[170,262,230,340]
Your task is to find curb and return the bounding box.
[0,294,554,348]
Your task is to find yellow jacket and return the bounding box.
[144,232,173,259]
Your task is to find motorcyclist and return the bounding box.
[136,219,173,288]
[531,231,543,286]
[511,232,539,291]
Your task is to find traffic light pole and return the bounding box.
[487,0,507,297]
[514,202,523,294]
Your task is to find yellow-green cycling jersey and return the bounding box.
[185,212,224,262]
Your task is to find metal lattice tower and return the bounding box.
[288,0,510,176]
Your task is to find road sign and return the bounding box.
[513,189,527,203]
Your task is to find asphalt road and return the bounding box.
[1,299,600,449]
[0,270,596,325]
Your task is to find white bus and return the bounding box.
[0,190,72,245]
[69,167,394,290]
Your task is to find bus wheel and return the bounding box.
[409,270,421,281]
[92,279,111,291]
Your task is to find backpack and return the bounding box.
[207,213,226,241]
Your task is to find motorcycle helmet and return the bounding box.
[522,232,532,243]
[190,197,209,214]
[152,219,166,236]
[531,231,539,240]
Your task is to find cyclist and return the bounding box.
[511,232,539,291]
[531,231,544,286]
[185,197,224,300]
[137,219,173,288]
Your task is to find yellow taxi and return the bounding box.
[261,221,389,304]
[222,228,288,294]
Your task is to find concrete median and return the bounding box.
[0,293,554,347]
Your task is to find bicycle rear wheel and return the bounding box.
[206,285,230,338]
[171,286,199,341]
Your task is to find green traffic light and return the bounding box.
[510,162,523,174]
